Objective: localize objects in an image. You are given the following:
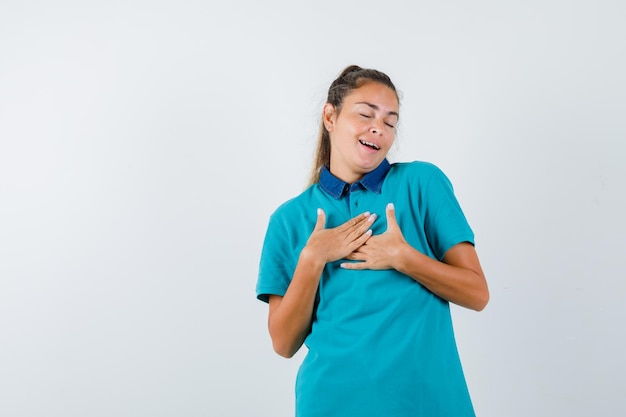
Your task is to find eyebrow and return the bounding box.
[356,101,399,117]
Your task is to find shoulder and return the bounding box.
[269,184,319,222]
[385,161,458,199]
[261,185,321,253]
[388,160,448,183]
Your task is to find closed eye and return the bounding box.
[360,113,371,118]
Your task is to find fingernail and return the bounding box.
[317,208,323,215]
[387,203,395,210]
[368,214,377,223]
[362,211,371,217]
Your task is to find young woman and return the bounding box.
[256,65,489,417]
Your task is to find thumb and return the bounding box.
[386,203,398,230]
[314,208,326,231]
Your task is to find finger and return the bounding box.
[340,260,367,270]
[386,203,398,231]
[345,249,365,261]
[313,208,326,232]
[348,213,376,237]
[348,227,372,249]
[340,211,371,229]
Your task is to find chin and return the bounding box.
[359,159,383,171]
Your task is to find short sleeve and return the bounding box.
[256,212,297,303]
[421,166,474,260]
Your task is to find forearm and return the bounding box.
[268,250,325,358]
[394,242,489,311]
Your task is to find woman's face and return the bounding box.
[324,82,399,184]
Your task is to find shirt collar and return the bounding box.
[319,159,391,199]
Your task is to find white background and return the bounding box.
[1,1,625,416]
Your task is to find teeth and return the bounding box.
[359,140,380,150]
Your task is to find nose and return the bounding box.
[369,121,383,135]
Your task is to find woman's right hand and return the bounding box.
[302,209,377,265]
[268,209,377,357]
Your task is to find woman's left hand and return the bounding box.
[341,203,489,311]
[341,203,406,270]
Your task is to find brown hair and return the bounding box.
[307,65,399,185]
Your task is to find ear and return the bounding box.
[323,103,336,132]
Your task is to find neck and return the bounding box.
[328,167,364,184]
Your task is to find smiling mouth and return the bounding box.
[359,139,380,150]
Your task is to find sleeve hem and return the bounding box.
[256,287,288,303]
[439,235,475,261]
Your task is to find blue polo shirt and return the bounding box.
[257,160,476,417]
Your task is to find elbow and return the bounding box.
[472,288,490,312]
[268,323,303,358]
[274,347,297,359]
[272,339,299,358]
